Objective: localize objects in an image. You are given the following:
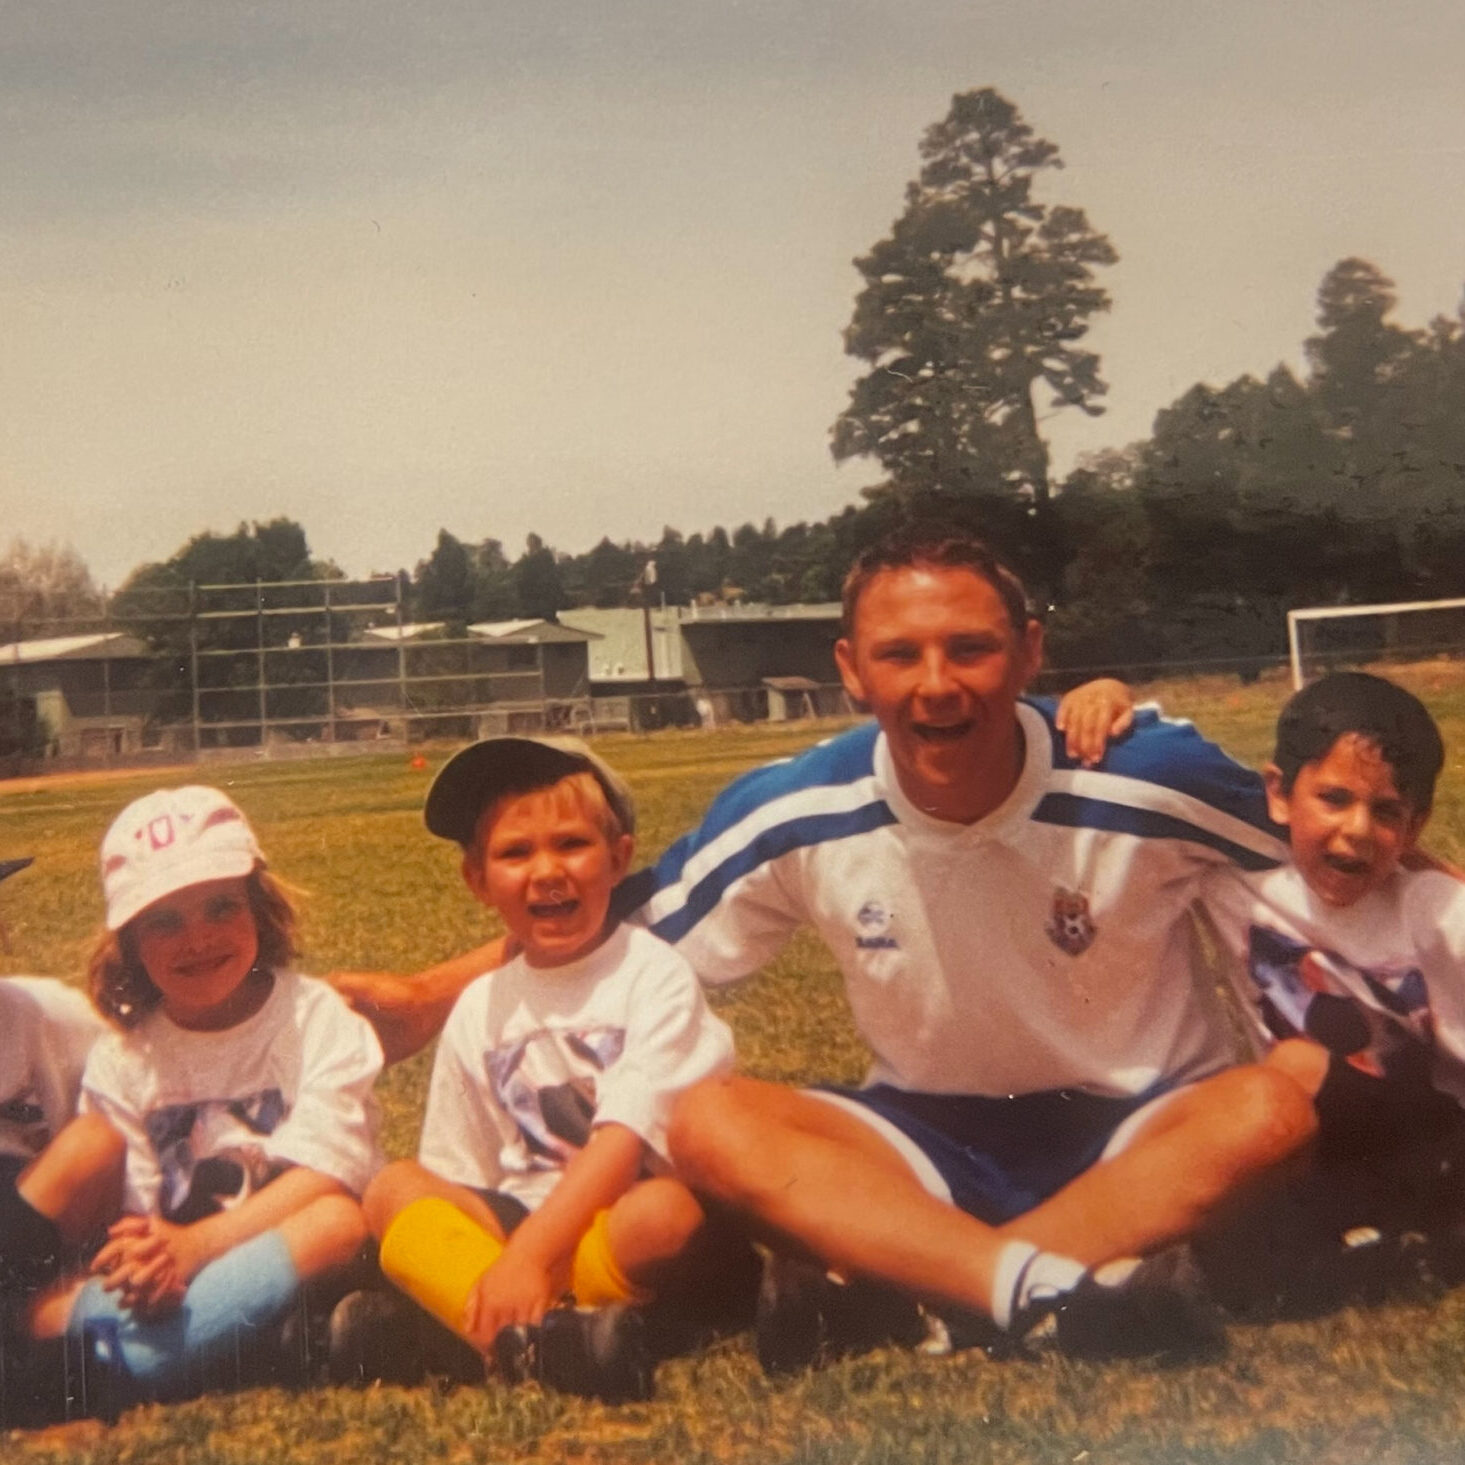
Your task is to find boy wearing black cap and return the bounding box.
[361,737,735,1400]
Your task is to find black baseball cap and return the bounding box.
[424,736,636,848]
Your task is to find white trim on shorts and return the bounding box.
[808,1079,1192,1207]
[803,1087,954,1204]
[1099,1085,1185,1161]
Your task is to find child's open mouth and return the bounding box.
[1323,854,1370,877]
[528,899,579,919]
[912,721,973,743]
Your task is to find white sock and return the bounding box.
[990,1240,1086,1331]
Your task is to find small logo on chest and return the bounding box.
[854,900,899,950]
[1046,886,1097,956]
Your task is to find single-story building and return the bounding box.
[0,632,166,758]
[559,603,849,726]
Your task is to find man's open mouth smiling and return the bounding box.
[911,720,973,743]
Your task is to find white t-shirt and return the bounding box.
[0,977,106,1165]
[419,923,735,1211]
[81,970,383,1220]
[1204,861,1465,1106]
[623,700,1285,1099]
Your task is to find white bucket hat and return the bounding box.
[101,786,264,931]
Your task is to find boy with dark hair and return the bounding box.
[1203,672,1465,1295]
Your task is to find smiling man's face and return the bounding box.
[835,563,1042,824]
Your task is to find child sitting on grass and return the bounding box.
[0,858,120,1339]
[358,736,736,1402]
[1201,672,1465,1302]
[21,785,382,1419]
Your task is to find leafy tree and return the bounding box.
[651,528,692,607]
[111,518,332,741]
[1045,452,1161,677]
[469,538,517,622]
[578,537,642,609]
[1305,259,1419,438]
[513,534,565,621]
[0,539,103,629]
[415,529,474,624]
[685,527,732,602]
[833,88,1116,514]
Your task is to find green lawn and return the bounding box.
[5,676,1465,1463]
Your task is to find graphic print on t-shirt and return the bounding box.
[1248,924,1434,1083]
[485,1025,626,1167]
[145,1088,288,1222]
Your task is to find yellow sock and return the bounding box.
[379,1195,504,1336]
[570,1208,653,1307]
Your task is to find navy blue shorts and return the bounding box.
[471,1187,531,1237]
[813,1082,1170,1225]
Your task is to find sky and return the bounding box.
[3,0,1464,589]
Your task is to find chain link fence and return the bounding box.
[0,579,863,778]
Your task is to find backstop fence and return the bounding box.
[0,577,858,777]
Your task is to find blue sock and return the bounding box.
[69,1229,300,1400]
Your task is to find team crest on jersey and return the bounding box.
[1046,887,1096,956]
[854,900,898,950]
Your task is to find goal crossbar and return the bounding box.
[1287,596,1465,691]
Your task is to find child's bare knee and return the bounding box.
[363,1159,428,1238]
[313,1193,370,1253]
[619,1178,704,1257]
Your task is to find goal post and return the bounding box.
[1287,596,1465,691]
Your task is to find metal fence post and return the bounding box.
[189,582,201,757]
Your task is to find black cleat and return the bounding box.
[1040,1245,1226,1360]
[754,1251,929,1376]
[493,1304,653,1404]
[327,1289,426,1387]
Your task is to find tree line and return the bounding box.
[7,88,1465,687]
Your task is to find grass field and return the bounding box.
[6,665,1465,1464]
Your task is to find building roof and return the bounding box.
[0,632,150,663]
[360,622,446,642]
[467,619,599,645]
[679,602,842,625]
[561,602,840,682]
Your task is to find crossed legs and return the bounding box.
[668,1062,1316,1324]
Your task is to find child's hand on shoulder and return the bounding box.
[1055,677,1135,766]
[462,1248,567,1353]
[92,1214,208,1316]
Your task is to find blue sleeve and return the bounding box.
[613,721,889,944]
[1025,697,1285,870]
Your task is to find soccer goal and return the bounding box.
[1287,596,1465,690]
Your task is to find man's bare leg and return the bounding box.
[671,1066,1314,1326]
[995,1064,1318,1265]
[670,1076,1037,1322]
